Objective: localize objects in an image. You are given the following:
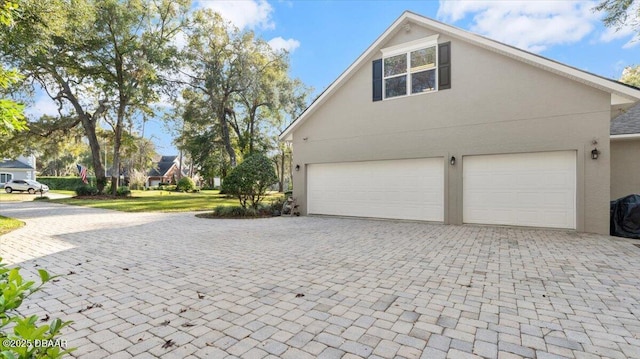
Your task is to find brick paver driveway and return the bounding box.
[1,201,640,359]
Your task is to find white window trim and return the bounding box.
[0,172,13,184]
[381,35,440,100]
[381,35,439,57]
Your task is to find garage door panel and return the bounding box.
[463,151,576,229]
[307,158,444,221]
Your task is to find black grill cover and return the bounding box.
[610,194,640,239]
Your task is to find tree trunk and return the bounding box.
[111,124,122,195]
[83,117,106,192]
[279,147,285,192]
[111,103,125,196]
[249,111,255,155]
[54,74,106,192]
[216,102,236,167]
[178,149,183,180]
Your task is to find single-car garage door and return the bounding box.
[307,158,444,221]
[463,151,576,229]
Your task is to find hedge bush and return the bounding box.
[157,184,176,191]
[213,205,258,217]
[261,197,285,216]
[176,177,196,192]
[75,185,99,196]
[116,186,131,197]
[38,176,86,191]
[221,153,278,209]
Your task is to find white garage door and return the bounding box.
[463,151,576,229]
[307,158,444,221]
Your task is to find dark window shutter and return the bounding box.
[372,59,382,101]
[438,42,451,90]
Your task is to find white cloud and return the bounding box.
[198,0,274,30]
[437,1,599,52]
[26,96,60,119]
[598,2,640,48]
[622,38,639,49]
[600,23,635,42]
[267,36,300,52]
[601,25,639,48]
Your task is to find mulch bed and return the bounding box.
[195,212,275,219]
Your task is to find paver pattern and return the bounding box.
[1,201,640,359]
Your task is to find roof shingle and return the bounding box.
[611,104,640,135]
[0,159,34,169]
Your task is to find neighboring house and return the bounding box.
[611,104,640,200]
[0,155,36,187]
[280,11,640,235]
[147,155,183,187]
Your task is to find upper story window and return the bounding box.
[382,36,438,99]
[373,35,450,102]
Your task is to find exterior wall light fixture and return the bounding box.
[295,164,300,171]
[450,156,456,165]
[591,148,600,160]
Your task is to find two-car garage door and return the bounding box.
[307,158,444,221]
[306,151,576,229]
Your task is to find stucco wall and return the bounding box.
[291,22,612,234]
[611,139,640,200]
[0,170,31,184]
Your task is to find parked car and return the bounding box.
[4,179,49,194]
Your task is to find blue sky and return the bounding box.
[27,0,640,155]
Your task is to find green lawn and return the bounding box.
[0,190,72,202]
[49,190,284,212]
[0,192,44,202]
[49,190,75,195]
[0,215,24,236]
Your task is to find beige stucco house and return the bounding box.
[611,104,640,201]
[280,11,640,235]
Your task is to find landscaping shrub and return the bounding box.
[176,177,196,192]
[116,186,131,197]
[0,258,74,358]
[128,170,147,190]
[75,185,99,196]
[38,177,85,191]
[221,153,278,209]
[96,177,108,193]
[260,197,285,216]
[213,205,258,217]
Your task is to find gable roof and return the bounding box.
[160,155,178,163]
[148,155,183,177]
[148,161,177,177]
[611,103,640,135]
[280,11,640,141]
[0,159,34,170]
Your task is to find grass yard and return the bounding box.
[48,190,75,195]
[0,190,74,202]
[0,192,46,202]
[50,190,284,212]
[0,215,24,236]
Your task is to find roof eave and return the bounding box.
[611,133,640,141]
